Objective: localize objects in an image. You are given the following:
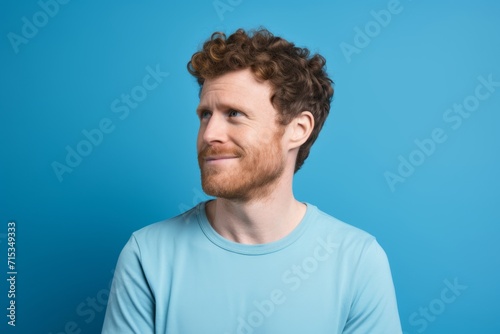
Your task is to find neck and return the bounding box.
[205,175,306,244]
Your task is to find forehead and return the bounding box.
[198,69,274,111]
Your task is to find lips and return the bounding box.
[205,155,239,162]
[199,146,243,163]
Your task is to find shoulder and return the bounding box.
[303,203,389,270]
[307,203,376,246]
[129,203,204,255]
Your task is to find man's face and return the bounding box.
[196,69,287,201]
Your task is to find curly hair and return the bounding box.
[187,28,334,172]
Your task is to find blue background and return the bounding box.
[1,0,499,333]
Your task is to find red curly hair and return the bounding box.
[187,28,334,172]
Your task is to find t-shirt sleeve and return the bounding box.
[342,239,402,334]
[102,234,155,334]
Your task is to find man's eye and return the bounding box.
[199,110,212,119]
[228,110,242,117]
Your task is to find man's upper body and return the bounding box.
[102,201,401,333]
[102,28,402,333]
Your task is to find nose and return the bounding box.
[200,113,228,145]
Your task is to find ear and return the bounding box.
[285,111,314,150]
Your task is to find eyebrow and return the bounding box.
[196,102,250,116]
[196,105,210,114]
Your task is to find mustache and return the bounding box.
[198,145,244,160]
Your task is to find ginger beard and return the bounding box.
[198,129,286,201]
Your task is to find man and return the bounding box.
[102,28,402,333]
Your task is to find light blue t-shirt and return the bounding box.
[102,201,402,333]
